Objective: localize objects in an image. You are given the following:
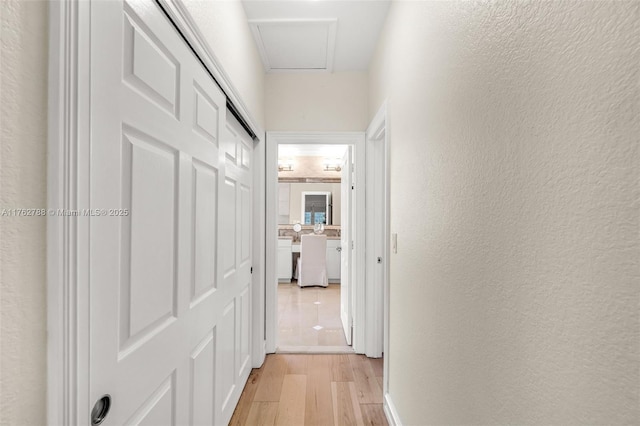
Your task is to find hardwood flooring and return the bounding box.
[230,354,387,426]
[278,283,350,349]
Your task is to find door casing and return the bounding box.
[265,132,366,354]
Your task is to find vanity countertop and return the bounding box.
[282,235,340,242]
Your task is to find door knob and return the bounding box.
[336,246,342,252]
[91,395,111,425]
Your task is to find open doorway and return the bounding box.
[265,133,366,354]
[276,144,351,351]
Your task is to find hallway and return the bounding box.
[230,354,386,425]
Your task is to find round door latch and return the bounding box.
[91,394,111,425]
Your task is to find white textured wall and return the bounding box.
[369,1,639,424]
[266,72,368,131]
[0,1,49,425]
[183,0,265,130]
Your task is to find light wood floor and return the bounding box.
[278,282,350,349]
[230,354,388,426]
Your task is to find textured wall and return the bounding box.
[266,72,368,131]
[182,0,265,131]
[0,1,49,425]
[369,1,639,424]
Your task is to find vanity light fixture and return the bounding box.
[323,158,342,172]
[278,158,294,172]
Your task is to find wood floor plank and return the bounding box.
[254,355,288,402]
[331,381,364,426]
[361,404,388,426]
[284,354,309,375]
[349,355,383,404]
[234,354,387,425]
[348,382,365,426]
[376,376,384,390]
[229,369,263,425]
[331,354,354,382]
[305,355,334,426]
[368,357,384,378]
[275,375,307,426]
[245,402,279,426]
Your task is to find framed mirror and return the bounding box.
[301,191,331,225]
[278,182,340,225]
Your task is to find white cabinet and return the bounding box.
[277,239,292,282]
[326,239,341,282]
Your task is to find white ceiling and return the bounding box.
[242,0,391,72]
[278,144,348,158]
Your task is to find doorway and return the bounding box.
[265,133,366,354]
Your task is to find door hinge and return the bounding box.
[250,267,253,274]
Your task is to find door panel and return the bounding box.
[90,1,253,424]
[340,147,353,345]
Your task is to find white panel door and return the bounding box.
[89,1,252,425]
[340,147,353,345]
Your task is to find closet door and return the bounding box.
[88,1,252,424]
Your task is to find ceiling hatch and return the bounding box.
[248,19,337,72]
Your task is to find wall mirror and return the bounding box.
[301,191,331,225]
[278,183,341,225]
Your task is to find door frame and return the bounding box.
[47,1,265,424]
[265,132,366,353]
[366,102,391,394]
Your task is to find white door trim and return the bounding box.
[265,132,366,354]
[365,102,390,369]
[47,1,266,424]
[47,1,91,424]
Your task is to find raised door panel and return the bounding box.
[189,331,216,426]
[192,159,218,305]
[123,4,179,118]
[216,301,236,421]
[222,177,237,279]
[237,285,251,378]
[120,128,179,353]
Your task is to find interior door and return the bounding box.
[89,1,253,424]
[340,147,353,345]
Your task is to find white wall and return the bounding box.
[0,1,49,425]
[266,72,368,131]
[369,1,639,424]
[183,0,265,130]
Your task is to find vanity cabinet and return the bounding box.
[277,239,292,282]
[326,239,341,283]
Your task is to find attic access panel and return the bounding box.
[249,19,337,72]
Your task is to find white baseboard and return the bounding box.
[383,392,402,426]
